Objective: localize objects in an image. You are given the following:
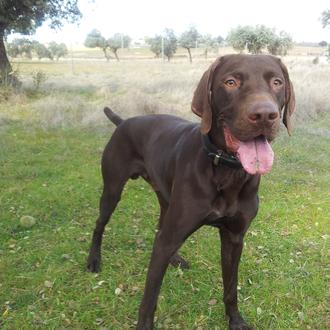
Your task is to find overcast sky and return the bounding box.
[10,0,330,44]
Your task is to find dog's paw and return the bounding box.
[136,318,154,330]
[229,319,253,330]
[86,255,101,273]
[169,254,190,269]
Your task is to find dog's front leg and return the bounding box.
[219,226,253,330]
[136,201,205,329]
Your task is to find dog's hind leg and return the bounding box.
[87,149,132,273]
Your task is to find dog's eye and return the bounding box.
[272,78,283,87]
[224,79,238,88]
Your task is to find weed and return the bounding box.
[31,70,47,91]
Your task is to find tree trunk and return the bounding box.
[113,49,119,61]
[187,48,192,63]
[102,47,110,61]
[0,27,13,83]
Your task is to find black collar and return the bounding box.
[202,134,242,168]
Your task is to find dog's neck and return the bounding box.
[209,118,230,152]
[201,134,241,168]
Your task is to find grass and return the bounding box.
[0,56,329,329]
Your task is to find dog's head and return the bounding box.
[192,54,295,175]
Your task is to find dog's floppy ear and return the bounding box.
[278,59,296,135]
[191,57,223,134]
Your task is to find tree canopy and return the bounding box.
[199,34,223,59]
[48,42,68,60]
[0,0,81,84]
[85,30,131,61]
[6,39,68,61]
[84,29,110,60]
[146,29,177,61]
[321,9,330,28]
[227,25,293,55]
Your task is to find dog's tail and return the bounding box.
[104,107,123,126]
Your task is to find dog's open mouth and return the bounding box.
[223,127,274,175]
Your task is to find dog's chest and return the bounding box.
[208,173,249,220]
[210,190,240,218]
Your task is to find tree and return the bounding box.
[267,31,293,56]
[227,25,292,55]
[245,25,274,54]
[32,41,53,60]
[163,29,177,61]
[180,26,200,63]
[319,40,328,47]
[122,35,132,49]
[199,34,220,59]
[108,34,122,61]
[227,26,251,53]
[321,9,330,28]
[0,0,81,84]
[48,42,67,60]
[146,35,162,58]
[7,38,33,58]
[216,35,224,45]
[146,29,177,61]
[84,29,110,61]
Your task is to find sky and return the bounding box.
[9,0,330,45]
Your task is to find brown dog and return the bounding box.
[87,54,295,330]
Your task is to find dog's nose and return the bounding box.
[247,102,279,125]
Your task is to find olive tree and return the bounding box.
[179,26,200,63]
[227,25,292,55]
[226,26,251,53]
[199,34,222,59]
[32,42,52,60]
[84,29,110,61]
[146,35,162,58]
[7,38,33,58]
[48,42,68,60]
[267,31,293,56]
[108,34,122,61]
[146,29,177,61]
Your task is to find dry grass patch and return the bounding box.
[2,56,330,130]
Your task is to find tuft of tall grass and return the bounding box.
[287,60,330,123]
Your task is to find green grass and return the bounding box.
[0,58,329,329]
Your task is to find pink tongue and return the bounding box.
[236,136,274,175]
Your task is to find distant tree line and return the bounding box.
[84,26,224,63]
[7,39,68,60]
[144,25,293,62]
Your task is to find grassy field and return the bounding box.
[0,53,329,329]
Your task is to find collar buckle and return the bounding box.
[202,134,242,169]
[213,151,222,166]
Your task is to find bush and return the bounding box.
[32,70,47,91]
